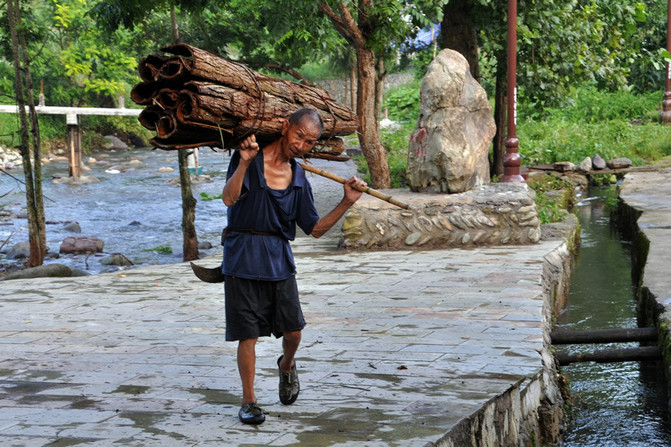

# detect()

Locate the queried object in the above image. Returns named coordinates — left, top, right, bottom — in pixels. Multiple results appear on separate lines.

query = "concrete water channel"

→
left=555, top=186, right=671, bottom=446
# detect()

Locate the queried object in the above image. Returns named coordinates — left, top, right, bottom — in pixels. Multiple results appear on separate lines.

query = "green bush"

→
left=355, top=122, right=414, bottom=188
left=383, top=79, right=421, bottom=123
left=0, top=114, right=65, bottom=148
left=200, top=192, right=222, bottom=201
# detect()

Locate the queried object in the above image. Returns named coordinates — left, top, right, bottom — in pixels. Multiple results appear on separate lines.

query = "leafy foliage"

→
left=0, top=0, right=153, bottom=108
left=518, top=87, right=671, bottom=165
left=473, top=0, right=662, bottom=112
left=199, top=191, right=222, bottom=201
left=383, top=78, right=421, bottom=123
left=533, top=190, right=569, bottom=224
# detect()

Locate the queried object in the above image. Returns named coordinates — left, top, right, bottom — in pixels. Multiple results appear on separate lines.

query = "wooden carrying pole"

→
left=298, top=162, right=410, bottom=210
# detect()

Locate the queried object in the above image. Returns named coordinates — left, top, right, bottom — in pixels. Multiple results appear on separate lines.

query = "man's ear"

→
left=280, top=119, right=290, bottom=136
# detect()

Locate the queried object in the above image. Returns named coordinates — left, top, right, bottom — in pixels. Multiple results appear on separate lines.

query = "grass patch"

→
left=200, top=192, right=222, bottom=201
left=525, top=174, right=574, bottom=224
left=141, top=245, right=173, bottom=254
left=519, top=88, right=671, bottom=166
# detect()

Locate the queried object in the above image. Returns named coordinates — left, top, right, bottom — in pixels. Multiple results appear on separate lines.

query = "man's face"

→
left=280, top=119, right=322, bottom=159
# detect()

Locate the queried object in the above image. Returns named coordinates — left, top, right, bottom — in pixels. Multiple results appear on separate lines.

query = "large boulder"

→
left=103, top=135, right=129, bottom=151
left=407, top=49, right=495, bottom=193
left=59, top=236, right=104, bottom=254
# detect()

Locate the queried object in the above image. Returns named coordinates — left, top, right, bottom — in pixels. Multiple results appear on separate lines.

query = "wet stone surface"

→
left=0, top=240, right=563, bottom=445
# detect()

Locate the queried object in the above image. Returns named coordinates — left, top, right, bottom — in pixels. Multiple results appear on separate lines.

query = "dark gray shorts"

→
left=224, top=275, right=306, bottom=341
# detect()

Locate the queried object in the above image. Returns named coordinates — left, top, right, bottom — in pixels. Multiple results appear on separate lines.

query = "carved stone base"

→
left=342, top=183, right=541, bottom=250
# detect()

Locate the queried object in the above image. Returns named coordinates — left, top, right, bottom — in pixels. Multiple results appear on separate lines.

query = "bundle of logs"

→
left=131, top=44, right=358, bottom=159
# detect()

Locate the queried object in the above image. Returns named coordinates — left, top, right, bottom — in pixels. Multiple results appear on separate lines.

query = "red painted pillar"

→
left=501, top=0, right=525, bottom=183
left=661, top=0, right=671, bottom=124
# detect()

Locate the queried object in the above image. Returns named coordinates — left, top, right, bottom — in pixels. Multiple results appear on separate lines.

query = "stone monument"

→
left=341, top=50, right=540, bottom=250
left=407, top=49, right=495, bottom=193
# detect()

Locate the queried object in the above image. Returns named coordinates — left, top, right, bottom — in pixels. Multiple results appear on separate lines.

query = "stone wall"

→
left=616, top=172, right=671, bottom=408
left=342, top=183, right=541, bottom=250
left=317, top=73, right=415, bottom=110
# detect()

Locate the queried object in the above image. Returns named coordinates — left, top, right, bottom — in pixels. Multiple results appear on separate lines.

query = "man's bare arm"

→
left=222, top=135, right=259, bottom=206
left=311, top=177, right=366, bottom=238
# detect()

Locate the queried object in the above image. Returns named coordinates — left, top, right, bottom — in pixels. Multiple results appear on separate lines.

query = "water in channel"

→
left=556, top=187, right=671, bottom=446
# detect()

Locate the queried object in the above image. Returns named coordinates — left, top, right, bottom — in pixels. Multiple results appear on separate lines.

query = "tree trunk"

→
left=18, top=2, right=46, bottom=264
left=492, top=49, right=507, bottom=178
left=374, top=57, right=386, bottom=130
left=350, top=65, right=356, bottom=110
left=318, top=0, right=390, bottom=188
left=171, top=6, right=199, bottom=262
left=178, top=149, right=199, bottom=261
left=441, top=0, right=480, bottom=80
left=356, top=47, right=390, bottom=188
left=7, top=0, right=46, bottom=267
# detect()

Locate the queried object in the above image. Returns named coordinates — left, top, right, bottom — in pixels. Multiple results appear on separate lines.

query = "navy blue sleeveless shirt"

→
left=221, top=150, right=320, bottom=281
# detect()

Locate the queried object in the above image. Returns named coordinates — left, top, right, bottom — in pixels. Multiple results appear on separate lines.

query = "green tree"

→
left=201, top=0, right=444, bottom=188
left=6, top=0, right=47, bottom=267
left=93, top=0, right=207, bottom=261
left=0, top=0, right=147, bottom=108
left=318, top=1, right=446, bottom=188
left=441, top=0, right=657, bottom=177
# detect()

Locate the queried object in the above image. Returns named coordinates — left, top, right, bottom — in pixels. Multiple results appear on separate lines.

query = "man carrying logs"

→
left=222, top=108, right=367, bottom=424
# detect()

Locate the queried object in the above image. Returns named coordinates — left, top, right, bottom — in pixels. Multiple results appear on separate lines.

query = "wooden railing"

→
left=0, top=102, right=141, bottom=179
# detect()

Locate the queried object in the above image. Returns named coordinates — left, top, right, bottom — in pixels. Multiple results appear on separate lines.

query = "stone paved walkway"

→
left=0, top=237, right=564, bottom=446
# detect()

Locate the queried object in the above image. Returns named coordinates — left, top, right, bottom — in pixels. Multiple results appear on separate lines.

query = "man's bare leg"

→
left=279, top=330, right=301, bottom=372
left=238, top=337, right=258, bottom=404
left=278, top=330, right=301, bottom=405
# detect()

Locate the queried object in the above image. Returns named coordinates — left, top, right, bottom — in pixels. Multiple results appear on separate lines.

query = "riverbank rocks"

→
left=407, top=49, right=495, bottom=193
left=63, top=221, right=82, bottom=233
left=577, top=157, right=593, bottom=173
left=1, top=264, right=89, bottom=281
left=607, top=157, right=632, bottom=169
left=342, top=183, right=540, bottom=250
left=60, top=236, right=104, bottom=254
left=52, top=175, right=101, bottom=185
left=553, top=161, right=575, bottom=172
left=5, top=242, right=30, bottom=259
left=100, top=253, right=133, bottom=267
left=592, top=154, right=607, bottom=170
left=103, top=135, right=129, bottom=151
left=0, top=146, right=21, bottom=170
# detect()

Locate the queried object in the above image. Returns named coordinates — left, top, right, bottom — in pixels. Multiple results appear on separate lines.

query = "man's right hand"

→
left=239, top=134, right=259, bottom=162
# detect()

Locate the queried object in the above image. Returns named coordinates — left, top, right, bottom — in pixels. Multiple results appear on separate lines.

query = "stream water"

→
left=0, top=147, right=356, bottom=274
left=555, top=187, right=671, bottom=446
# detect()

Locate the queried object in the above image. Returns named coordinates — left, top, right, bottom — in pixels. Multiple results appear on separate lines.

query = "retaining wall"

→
left=342, top=184, right=541, bottom=250
left=616, top=169, right=671, bottom=413
left=317, top=73, right=415, bottom=110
